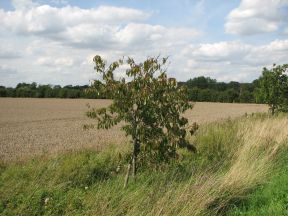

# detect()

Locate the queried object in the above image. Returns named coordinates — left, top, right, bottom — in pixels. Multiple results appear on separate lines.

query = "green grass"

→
left=0, top=149, right=197, bottom=215
left=1, top=114, right=288, bottom=215
left=228, top=149, right=288, bottom=216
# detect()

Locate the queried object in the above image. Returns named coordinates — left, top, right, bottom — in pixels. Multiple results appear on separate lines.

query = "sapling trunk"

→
left=132, top=138, right=140, bottom=178
left=132, top=155, right=136, bottom=178
left=124, top=161, right=131, bottom=188
left=124, top=137, right=140, bottom=188
left=271, top=105, right=275, bottom=115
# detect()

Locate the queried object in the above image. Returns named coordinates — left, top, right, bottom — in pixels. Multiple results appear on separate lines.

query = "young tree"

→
left=255, top=64, right=288, bottom=115
left=85, top=55, right=195, bottom=187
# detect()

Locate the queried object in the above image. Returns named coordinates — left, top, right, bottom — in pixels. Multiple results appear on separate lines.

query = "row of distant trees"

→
left=181, top=77, right=258, bottom=103
left=0, top=76, right=263, bottom=103
left=0, top=83, right=103, bottom=99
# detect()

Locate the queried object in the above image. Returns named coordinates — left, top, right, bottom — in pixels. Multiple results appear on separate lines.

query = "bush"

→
left=86, top=56, right=195, bottom=185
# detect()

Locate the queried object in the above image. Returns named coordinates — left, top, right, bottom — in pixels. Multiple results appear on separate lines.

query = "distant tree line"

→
left=0, top=76, right=264, bottom=103
left=180, top=76, right=260, bottom=103
left=0, top=82, right=103, bottom=99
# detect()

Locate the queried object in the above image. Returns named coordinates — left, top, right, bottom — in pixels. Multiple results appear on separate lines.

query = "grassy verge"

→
left=1, top=114, right=288, bottom=215
left=228, top=148, right=288, bottom=216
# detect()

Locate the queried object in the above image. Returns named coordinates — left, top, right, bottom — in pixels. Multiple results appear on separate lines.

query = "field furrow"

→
left=0, top=98, right=268, bottom=162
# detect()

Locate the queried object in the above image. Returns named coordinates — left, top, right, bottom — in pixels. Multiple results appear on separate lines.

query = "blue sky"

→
left=0, top=0, right=287, bottom=86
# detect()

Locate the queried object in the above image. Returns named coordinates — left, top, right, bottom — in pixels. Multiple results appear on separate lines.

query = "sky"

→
left=0, top=0, right=287, bottom=87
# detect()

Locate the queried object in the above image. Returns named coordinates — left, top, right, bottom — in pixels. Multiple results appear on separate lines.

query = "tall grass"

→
left=1, top=114, right=287, bottom=215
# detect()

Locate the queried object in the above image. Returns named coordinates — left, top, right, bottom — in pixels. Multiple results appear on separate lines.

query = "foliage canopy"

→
left=255, top=64, right=288, bottom=114
left=86, top=55, right=195, bottom=182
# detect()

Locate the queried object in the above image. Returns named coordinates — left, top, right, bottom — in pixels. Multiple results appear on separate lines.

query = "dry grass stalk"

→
left=146, top=116, right=288, bottom=216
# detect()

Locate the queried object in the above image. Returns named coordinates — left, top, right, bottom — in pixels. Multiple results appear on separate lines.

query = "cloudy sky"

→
left=0, top=0, right=287, bottom=87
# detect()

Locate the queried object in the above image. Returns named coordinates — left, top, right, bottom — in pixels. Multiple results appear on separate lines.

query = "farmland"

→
left=0, top=98, right=267, bottom=163
left=1, top=98, right=288, bottom=215
left=1, top=0, right=288, bottom=215
left=1, top=108, right=287, bottom=215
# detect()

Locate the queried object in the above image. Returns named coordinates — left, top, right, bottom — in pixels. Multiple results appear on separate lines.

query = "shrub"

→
left=85, top=56, right=194, bottom=186
left=255, top=64, right=288, bottom=114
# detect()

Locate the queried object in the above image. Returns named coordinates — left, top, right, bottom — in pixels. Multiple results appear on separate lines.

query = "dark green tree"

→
left=0, top=86, right=7, bottom=97
left=255, top=64, right=288, bottom=114
left=186, top=76, right=216, bottom=89
left=85, top=55, right=195, bottom=187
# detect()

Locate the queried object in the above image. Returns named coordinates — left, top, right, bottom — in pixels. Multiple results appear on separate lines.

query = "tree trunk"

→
left=124, top=110, right=140, bottom=188
left=124, top=160, right=131, bottom=188
left=124, top=138, right=140, bottom=188
left=132, top=155, right=136, bottom=178
left=271, top=105, right=275, bottom=115
left=132, top=138, right=140, bottom=178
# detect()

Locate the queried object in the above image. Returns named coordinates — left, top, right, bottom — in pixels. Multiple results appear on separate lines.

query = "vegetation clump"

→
left=255, top=64, right=288, bottom=114
left=85, top=56, right=195, bottom=185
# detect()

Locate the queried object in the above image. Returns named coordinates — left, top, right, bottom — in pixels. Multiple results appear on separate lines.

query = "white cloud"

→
left=0, top=65, right=24, bottom=87
left=0, top=4, right=199, bottom=51
left=11, top=0, right=38, bottom=10
left=188, top=40, right=288, bottom=66
left=0, top=65, right=18, bottom=75
left=225, top=0, right=288, bottom=35
left=49, top=0, right=68, bottom=5
left=180, top=40, right=288, bottom=82
left=115, top=23, right=199, bottom=48
left=36, top=56, right=74, bottom=67
left=0, top=45, right=22, bottom=59
left=0, top=1, right=288, bottom=86
left=245, top=39, right=288, bottom=66
left=0, top=5, right=150, bottom=35
left=183, top=41, right=251, bottom=62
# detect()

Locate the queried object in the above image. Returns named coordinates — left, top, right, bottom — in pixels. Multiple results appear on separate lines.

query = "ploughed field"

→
left=0, top=98, right=268, bottom=162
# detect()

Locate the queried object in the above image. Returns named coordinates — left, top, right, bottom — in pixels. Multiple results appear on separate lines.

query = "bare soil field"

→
left=0, top=98, right=268, bottom=162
